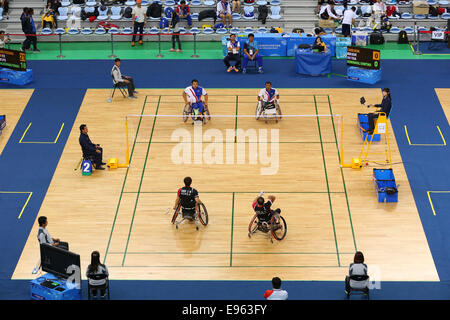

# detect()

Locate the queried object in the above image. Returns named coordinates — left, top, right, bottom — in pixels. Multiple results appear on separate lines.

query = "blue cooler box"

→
left=0, top=68, right=33, bottom=85
left=373, top=168, right=398, bottom=203
left=30, top=273, right=82, bottom=300
left=336, top=37, right=351, bottom=59
left=347, top=67, right=382, bottom=85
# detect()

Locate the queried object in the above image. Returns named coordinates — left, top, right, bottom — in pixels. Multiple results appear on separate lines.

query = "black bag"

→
left=73, top=0, right=85, bottom=4
left=398, top=30, right=408, bottom=44
left=258, top=5, right=268, bottom=24
left=147, top=2, right=162, bottom=18
left=123, top=6, right=133, bottom=19
left=198, top=9, right=217, bottom=23
left=370, top=32, right=385, bottom=45
left=429, top=6, right=439, bottom=16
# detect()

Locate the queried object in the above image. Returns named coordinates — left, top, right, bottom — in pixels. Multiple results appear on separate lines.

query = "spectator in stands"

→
left=42, top=9, right=57, bottom=29
left=217, top=0, right=233, bottom=29
left=46, top=0, right=61, bottom=16
left=0, top=31, right=11, bottom=48
left=264, top=277, right=288, bottom=300
left=169, top=18, right=182, bottom=52
left=37, top=216, right=69, bottom=250
left=223, top=33, right=241, bottom=72
left=232, top=0, right=241, bottom=14
left=319, top=1, right=341, bottom=21
left=131, top=0, right=146, bottom=47
left=175, top=0, right=192, bottom=27
left=317, top=0, right=328, bottom=14
left=1, top=0, right=9, bottom=19
left=386, top=4, right=400, bottom=18
left=111, top=58, right=138, bottom=99
left=86, top=251, right=109, bottom=299
left=342, top=6, right=357, bottom=37
left=79, top=124, right=106, bottom=170
left=243, top=33, right=263, bottom=74
left=21, top=8, right=40, bottom=52
left=372, top=0, right=386, bottom=17
left=345, top=251, right=369, bottom=295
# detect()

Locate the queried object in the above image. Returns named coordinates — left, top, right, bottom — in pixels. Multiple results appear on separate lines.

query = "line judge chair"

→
left=345, top=275, right=370, bottom=299
left=87, top=274, right=110, bottom=300
left=109, top=74, right=128, bottom=101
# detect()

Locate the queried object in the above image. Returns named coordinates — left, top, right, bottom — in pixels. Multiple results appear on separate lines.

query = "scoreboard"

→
left=0, top=49, right=27, bottom=71
left=347, top=47, right=380, bottom=70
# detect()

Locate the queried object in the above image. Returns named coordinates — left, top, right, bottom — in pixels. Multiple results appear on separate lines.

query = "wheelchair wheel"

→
left=275, top=102, right=282, bottom=120
left=198, top=203, right=208, bottom=226
left=183, top=104, right=190, bottom=123
left=171, top=205, right=181, bottom=224
left=248, top=213, right=259, bottom=237
left=255, top=103, right=262, bottom=120
left=270, top=215, right=287, bottom=241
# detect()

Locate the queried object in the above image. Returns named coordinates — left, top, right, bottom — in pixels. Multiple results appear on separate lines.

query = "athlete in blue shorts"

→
left=182, top=79, right=210, bottom=121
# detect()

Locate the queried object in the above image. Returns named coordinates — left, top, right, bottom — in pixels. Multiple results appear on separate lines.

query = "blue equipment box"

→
left=358, top=113, right=380, bottom=142
left=0, top=68, right=33, bottom=85
left=373, top=168, right=398, bottom=203
left=30, top=273, right=81, bottom=300
left=336, top=37, right=351, bottom=59
left=347, top=66, right=382, bottom=85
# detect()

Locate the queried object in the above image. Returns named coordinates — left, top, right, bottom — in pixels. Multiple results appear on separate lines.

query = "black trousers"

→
left=56, top=241, right=69, bottom=250
left=90, top=283, right=107, bottom=297
left=117, top=77, right=135, bottom=97
left=172, top=35, right=181, bottom=50
left=368, top=113, right=379, bottom=133
left=342, top=24, right=351, bottom=37
left=85, top=146, right=103, bottom=167
left=22, top=34, right=37, bottom=50
left=224, top=53, right=241, bottom=69
left=132, top=22, right=144, bottom=42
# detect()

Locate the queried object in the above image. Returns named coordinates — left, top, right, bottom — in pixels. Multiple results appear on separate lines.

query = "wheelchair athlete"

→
left=173, top=176, right=202, bottom=220
left=257, top=81, right=282, bottom=119
left=252, top=192, right=282, bottom=231
left=182, top=79, right=211, bottom=122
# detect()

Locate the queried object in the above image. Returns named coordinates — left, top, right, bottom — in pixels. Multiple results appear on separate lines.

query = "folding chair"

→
left=87, top=274, right=110, bottom=300
left=345, top=275, right=370, bottom=299
left=108, top=74, right=128, bottom=102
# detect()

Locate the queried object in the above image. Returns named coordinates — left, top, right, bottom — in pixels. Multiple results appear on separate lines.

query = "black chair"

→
left=345, top=275, right=370, bottom=299
left=110, top=74, right=127, bottom=101
left=87, top=274, right=110, bottom=300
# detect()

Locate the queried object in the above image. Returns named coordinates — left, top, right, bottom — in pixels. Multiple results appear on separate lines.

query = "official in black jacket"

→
left=366, top=88, right=392, bottom=134
left=79, top=124, right=105, bottom=170
left=21, top=8, right=39, bottom=52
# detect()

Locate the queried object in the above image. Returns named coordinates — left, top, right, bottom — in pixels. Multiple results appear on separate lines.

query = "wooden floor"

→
left=0, top=90, right=33, bottom=155
left=436, top=89, right=450, bottom=124
left=11, top=89, right=439, bottom=282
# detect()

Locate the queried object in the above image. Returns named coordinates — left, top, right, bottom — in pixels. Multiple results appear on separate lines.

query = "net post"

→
left=57, top=34, right=65, bottom=59
left=415, top=27, right=422, bottom=55
left=109, top=33, right=117, bottom=58
left=156, top=33, right=164, bottom=58
left=191, top=33, right=199, bottom=58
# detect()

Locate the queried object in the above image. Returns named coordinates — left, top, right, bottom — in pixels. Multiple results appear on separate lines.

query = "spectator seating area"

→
left=0, top=0, right=448, bottom=42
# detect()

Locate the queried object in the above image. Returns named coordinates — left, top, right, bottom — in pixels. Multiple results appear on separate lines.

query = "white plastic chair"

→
left=86, top=0, right=97, bottom=6
left=110, top=6, right=122, bottom=20
left=57, top=7, right=69, bottom=20
left=269, top=5, right=281, bottom=20
left=61, top=0, right=71, bottom=6
left=97, top=7, right=109, bottom=20
left=243, top=6, right=255, bottom=19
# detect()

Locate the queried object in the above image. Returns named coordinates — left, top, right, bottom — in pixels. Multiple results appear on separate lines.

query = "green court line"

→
left=230, top=192, right=235, bottom=267
left=314, top=95, right=341, bottom=267
left=103, top=95, right=148, bottom=264
left=327, top=95, right=358, bottom=252
left=121, top=95, right=161, bottom=267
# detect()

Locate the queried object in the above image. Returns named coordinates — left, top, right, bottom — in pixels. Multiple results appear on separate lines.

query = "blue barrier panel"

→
left=295, top=48, right=332, bottom=76
left=222, top=34, right=288, bottom=57
left=347, top=66, right=382, bottom=85
left=287, top=33, right=336, bottom=57
left=0, top=68, right=33, bottom=85
left=336, top=37, right=351, bottom=59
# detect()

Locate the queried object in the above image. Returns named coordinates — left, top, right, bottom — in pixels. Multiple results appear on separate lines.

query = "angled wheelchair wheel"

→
left=171, top=205, right=181, bottom=224
left=270, top=215, right=287, bottom=241
left=275, top=102, right=282, bottom=120
left=183, top=104, right=190, bottom=123
left=248, top=213, right=259, bottom=237
left=255, top=103, right=262, bottom=120
left=198, top=203, right=208, bottom=226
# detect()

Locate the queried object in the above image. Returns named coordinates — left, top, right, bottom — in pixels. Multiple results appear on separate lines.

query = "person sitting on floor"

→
left=79, top=124, right=105, bottom=170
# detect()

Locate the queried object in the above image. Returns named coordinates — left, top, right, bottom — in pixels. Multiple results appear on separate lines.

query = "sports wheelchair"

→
left=248, top=210, right=287, bottom=243
left=171, top=203, right=209, bottom=230
left=182, top=102, right=210, bottom=125
left=255, top=100, right=282, bottom=123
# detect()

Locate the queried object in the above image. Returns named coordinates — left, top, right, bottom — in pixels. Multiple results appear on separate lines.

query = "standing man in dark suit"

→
left=79, top=124, right=105, bottom=170
left=21, top=8, right=40, bottom=52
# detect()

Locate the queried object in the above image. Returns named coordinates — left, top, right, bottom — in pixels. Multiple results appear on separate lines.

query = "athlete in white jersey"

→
left=182, top=79, right=210, bottom=120
left=257, top=81, right=282, bottom=116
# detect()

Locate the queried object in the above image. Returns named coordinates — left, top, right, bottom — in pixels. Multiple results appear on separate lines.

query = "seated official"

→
left=79, top=124, right=105, bottom=170
left=362, top=88, right=392, bottom=134
left=173, top=176, right=202, bottom=218
left=223, top=33, right=241, bottom=73
left=37, top=216, right=69, bottom=250
left=111, top=58, right=138, bottom=99
left=345, top=251, right=369, bottom=294
left=243, top=33, right=263, bottom=74
left=0, top=30, right=11, bottom=49
left=86, top=251, right=109, bottom=299
left=312, top=36, right=327, bottom=52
